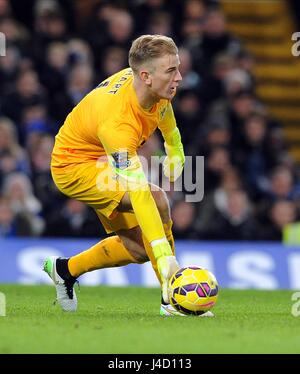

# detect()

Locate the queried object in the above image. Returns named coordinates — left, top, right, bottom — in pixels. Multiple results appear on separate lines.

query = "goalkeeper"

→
left=44, top=35, right=187, bottom=316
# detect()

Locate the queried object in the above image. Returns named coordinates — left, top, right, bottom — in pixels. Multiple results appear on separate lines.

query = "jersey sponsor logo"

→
left=111, top=152, right=131, bottom=169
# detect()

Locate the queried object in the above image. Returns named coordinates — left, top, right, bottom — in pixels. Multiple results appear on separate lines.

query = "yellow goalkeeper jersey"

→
left=52, top=68, right=176, bottom=166
left=51, top=68, right=179, bottom=246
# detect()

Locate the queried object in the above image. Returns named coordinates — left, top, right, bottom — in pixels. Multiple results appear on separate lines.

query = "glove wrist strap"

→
left=151, top=238, right=172, bottom=260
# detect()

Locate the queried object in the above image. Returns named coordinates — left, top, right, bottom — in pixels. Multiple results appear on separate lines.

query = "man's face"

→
left=145, top=54, right=182, bottom=100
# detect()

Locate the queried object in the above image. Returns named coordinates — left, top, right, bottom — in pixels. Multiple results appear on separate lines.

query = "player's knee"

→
left=118, top=227, right=149, bottom=264
left=151, top=187, right=171, bottom=223
left=125, top=241, right=149, bottom=264
left=133, top=250, right=149, bottom=264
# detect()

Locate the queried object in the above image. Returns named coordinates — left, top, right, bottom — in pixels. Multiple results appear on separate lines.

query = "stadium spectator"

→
left=83, top=1, right=118, bottom=61
left=50, top=63, right=94, bottom=123
left=97, top=46, right=127, bottom=83
left=172, top=199, right=198, bottom=240
left=2, top=172, right=44, bottom=235
left=29, top=134, right=62, bottom=217
left=0, top=117, right=30, bottom=183
left=195, top=122, right=231, bottom=158
left=67, top=38, right=93, bottom=67
left=32, top=0, right=70, bottom=65
left=146, top=11, right=173, bottom=37
left=173, top=89, right=204, bottom=153
left=44, top=199, right=105, bottom=238
left=265, top=166, right=300, bottom=203
left=131, top=0, right=176, bottom=35
left=0, top=0, right=11, bottom=20
left=201, top=7, right=242, bottom=70
left=0, top=196, right=33, bottom=237
left=0, top=16, right=30, bottom=54
left=1, top=69, right=48, bottom=125
left=199, top=188, right=258, bottom=241
left=21, top=101, right=57, bottom=148
left=0, top=45, right=20, bottom=95
left=39, top=41, right=69, bottom=97
left=203, top=145, right=233, bottom=193
left=196, top=167, right=243, bottom=234
left=177, top=47, right=201, bottom=92
left=200, top=53, right=236, bottom=106
left=258, top=200, right=298, bottom=241
left=234, top=113, right=280, bottom=200
left=223, top=67, right=253, bottom=96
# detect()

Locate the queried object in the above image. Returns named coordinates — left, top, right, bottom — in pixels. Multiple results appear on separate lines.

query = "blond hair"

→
left=128, top=34, right=178, bottom=73
left=0, top=117, right=24, bottom=158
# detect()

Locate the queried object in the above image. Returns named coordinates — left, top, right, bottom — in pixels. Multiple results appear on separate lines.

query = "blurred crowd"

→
left=0, top=0, right=300, bottom=242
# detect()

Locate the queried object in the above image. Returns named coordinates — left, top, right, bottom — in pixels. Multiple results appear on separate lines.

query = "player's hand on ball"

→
left=151, top=240, right=180, bottom=303
left=157, top=255, right=180, bottom=304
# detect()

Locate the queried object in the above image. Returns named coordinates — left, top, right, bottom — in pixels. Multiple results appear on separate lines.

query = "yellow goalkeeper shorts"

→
left=51, top=159, right=138, bottom=234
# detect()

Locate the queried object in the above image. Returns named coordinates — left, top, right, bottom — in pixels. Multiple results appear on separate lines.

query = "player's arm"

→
left=158, top=102, right=185, bottom=182
left=98, top=123, right=178, bottom=302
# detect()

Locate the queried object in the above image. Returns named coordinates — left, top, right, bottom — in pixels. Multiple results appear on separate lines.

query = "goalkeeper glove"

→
left=163, top=127, right=185, bottom=182
left=152, top=239, right=179, bottom=304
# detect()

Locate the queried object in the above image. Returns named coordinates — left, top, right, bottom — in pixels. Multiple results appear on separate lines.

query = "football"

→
left=169, top=266, right=219, bottom=315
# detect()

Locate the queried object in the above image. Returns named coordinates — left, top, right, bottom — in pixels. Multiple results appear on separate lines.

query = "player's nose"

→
left=175, top=70, right=182, bottom=82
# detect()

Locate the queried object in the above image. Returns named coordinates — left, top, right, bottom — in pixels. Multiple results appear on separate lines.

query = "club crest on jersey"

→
left=111, top=152, right=131, bottom=169
left=159, top=106, right=167, bottom=120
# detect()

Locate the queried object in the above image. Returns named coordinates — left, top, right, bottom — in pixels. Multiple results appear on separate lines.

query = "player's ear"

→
left=140, top=70, right=151, bottom=85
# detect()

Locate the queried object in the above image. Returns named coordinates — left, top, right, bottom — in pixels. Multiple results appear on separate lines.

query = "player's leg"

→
left=46, top=162, right=172, bottom=311
left=50, top=162, right=172, bottom=278
left=118, top=185, right=175, bottom=284
left=68, top=183, right=175, bottom=285
left=117, top=187, right=204, bottom=316
left=116, top=227, right=148, bottom=263
left=67, top=226, right=148, bottom=278
left=67, top=185, right=174, bottom=284
left=43, top=226, right=147, bottom=312
left=44, top=185, right=173, bottom=312
left=68, top=184, right=174, bottom=286
left=119, top=184, right=174, bottom=250
left=148, top=186, right=175, bottom=254
left=45, top=161, right=147, bottom=311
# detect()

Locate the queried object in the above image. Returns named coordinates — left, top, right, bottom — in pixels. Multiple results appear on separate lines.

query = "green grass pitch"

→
left=0, top=285, right=299, bottom=354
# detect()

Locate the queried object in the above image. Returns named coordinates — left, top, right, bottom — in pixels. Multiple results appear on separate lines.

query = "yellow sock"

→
left=163, top=219, right=175, bottom=255
left=68, top=236, right=138, bottom=278
left=142, top=219, right=175, bottom=285
left=142, top=234, right=161, bottom=284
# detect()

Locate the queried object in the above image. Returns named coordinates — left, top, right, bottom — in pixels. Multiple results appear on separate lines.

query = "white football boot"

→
left=160, top=303, right=214, bottom=317
left=43, top=256, right=77, bottom=312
